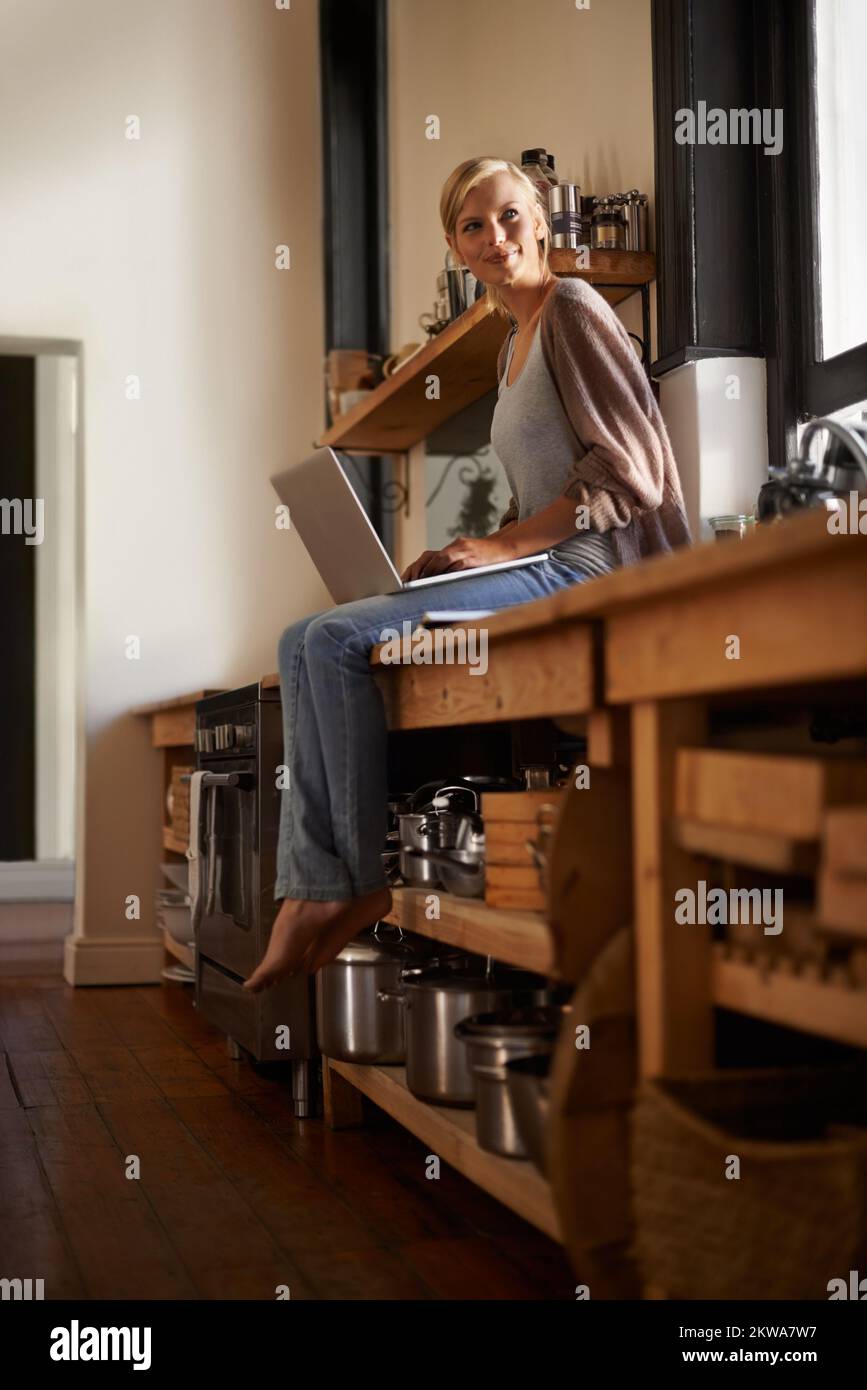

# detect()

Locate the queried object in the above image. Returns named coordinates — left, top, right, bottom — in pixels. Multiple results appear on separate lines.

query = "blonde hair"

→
left=439, top=156, right=551, bottom=321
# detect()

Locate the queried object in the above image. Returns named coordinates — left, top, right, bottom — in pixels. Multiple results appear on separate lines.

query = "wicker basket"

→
left=631, top=1065, right=867, bottom=1299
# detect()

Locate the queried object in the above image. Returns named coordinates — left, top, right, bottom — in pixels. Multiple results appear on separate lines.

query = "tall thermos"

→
left=549, top=183, right=583, bottom=249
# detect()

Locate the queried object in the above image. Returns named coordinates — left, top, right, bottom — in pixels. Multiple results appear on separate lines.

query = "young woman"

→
left=245, top=155, right=689, bottom=993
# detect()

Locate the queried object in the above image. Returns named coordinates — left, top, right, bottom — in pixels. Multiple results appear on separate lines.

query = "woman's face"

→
left=448, top=172, right=545, bottom=288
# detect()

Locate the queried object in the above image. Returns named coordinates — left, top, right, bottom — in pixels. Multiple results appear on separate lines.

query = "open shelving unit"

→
left=133, top=689, right=222, bottom=975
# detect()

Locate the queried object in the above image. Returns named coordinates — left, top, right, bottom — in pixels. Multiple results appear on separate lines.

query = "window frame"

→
left=775, top=0, right=867, bottom=423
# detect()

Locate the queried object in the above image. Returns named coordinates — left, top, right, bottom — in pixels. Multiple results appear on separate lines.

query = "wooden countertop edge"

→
left=131, top=689, right=225, bottom=716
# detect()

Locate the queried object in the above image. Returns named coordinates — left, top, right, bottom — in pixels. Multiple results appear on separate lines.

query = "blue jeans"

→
left=274, top=552, right=601, bottom=900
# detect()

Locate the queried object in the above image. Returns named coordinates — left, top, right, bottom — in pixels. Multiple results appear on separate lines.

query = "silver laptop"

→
left=270, top=447, right=548, bottom=605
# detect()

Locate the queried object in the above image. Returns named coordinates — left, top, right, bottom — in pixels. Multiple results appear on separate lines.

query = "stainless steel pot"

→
left=429, top=786, right=480, bottom=849
left=455, top=1006, right=561, bottom=1157
left=315, top=923, right=437, bottom=1063
left=422, top=847, right=485, bottom=898
left=397, top=812, right=443, bottom=886
left=381, top=961, right=551, bottom=1107
left=505, top=1052, right=551, bottom=1175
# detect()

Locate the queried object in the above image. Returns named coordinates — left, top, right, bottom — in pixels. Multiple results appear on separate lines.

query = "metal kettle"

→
left=757, top=416, right=867, bottom=520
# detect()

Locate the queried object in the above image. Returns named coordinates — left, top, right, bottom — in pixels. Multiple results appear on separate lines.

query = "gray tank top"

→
left=490, top=323, right=618, bottom=577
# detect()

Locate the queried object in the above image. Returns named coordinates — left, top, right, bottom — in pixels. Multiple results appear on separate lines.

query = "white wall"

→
left=0, top=0, right=329, bottom=982
left=389, top=0, right=657, bottom=353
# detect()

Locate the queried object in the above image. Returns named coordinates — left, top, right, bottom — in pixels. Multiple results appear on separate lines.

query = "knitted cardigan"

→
left=495, top=277, right=691, bottom=566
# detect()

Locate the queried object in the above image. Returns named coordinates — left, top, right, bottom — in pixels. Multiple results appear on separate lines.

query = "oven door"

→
left=193, top=763, right=257, bottom=978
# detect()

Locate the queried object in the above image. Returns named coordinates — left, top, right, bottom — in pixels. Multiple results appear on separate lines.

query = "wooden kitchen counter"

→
left=186, top=510, right=867, bottom=1292
left=261, top=509, right=867, bottom=722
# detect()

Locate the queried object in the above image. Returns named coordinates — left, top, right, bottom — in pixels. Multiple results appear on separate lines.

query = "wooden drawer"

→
left=675, top=750, right=867, bottom=840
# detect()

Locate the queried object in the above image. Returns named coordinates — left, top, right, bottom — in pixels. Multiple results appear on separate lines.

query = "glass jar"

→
left=708, top=514, right=756, bottom=541
left=591, top=197, right=626, bottom=251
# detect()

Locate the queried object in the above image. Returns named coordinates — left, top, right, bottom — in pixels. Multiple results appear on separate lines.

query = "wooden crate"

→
left=675, top=750, right=867, bottom=840
left=482, top=789, right=563, bottom=911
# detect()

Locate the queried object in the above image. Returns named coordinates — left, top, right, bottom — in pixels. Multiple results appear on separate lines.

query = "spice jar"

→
left=591, top=197, right=626, bottom=251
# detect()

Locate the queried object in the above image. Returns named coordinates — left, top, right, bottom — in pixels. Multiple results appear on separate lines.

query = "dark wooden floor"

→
left=0, top=972, right=573, bottom=1300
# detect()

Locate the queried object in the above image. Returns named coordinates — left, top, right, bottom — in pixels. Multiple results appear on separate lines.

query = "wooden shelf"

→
left=162, top=826, right=188, bottom=855
left=383, top=885, right=558, bottom=977
left=327, top=1058, right=561, bottom=1241
left=318, top=251, right=655, bottom=453
left=712, top=944, right=867, bottom=1049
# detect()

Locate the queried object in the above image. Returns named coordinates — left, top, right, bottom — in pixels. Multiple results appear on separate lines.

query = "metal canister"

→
left=624, top=189, right=649, bottom=252
left=637, top=193, right=649, bottom=251
left=444, top=250, right=467, bottom=318
left=549, top=183, right=582, bottom=249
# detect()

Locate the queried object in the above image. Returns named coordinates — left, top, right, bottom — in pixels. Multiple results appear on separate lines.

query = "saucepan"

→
left=455, top=1005, right=563, bottom=1159
left=379, top=959, right=553, bottom=1107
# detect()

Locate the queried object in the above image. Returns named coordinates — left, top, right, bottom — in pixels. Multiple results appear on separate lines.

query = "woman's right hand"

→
left=400, top=550, right=443, bottom=582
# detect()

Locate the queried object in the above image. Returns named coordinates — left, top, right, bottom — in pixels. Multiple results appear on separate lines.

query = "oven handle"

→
left=187, top=772, right=248, bottom=932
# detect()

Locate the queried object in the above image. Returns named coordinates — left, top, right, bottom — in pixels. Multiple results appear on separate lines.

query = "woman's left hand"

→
left=400, top=533, right=514, bottom=582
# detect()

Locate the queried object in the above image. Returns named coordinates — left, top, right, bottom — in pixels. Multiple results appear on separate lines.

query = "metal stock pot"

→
left=315, top=923, right=437, bottom=1063
left=455, top=1006, right=562, bottom=1158
left=379, top=959, right=551, bottom=1106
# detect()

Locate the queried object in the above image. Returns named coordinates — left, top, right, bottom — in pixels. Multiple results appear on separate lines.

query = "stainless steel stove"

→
left=191, top=683, right=317, bottom=1116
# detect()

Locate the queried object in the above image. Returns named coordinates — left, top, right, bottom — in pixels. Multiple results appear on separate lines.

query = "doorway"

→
left=0, top=339, right=81, bottom=969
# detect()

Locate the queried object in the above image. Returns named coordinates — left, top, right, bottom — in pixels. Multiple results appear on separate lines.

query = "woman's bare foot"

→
left=300, top=886, right=393, bottom=974
left=244, top=886, right=392, bottom=993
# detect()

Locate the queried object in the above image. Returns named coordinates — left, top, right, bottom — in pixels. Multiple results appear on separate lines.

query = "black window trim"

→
left=798, top=0, right=867, bottom=416
left=776, top=0, right=867, bottom=424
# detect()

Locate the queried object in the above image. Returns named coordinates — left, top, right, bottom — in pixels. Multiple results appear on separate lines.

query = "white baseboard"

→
left=63, top=933, right=165, bottom=986
left=0, top=860, right=74, bottom=901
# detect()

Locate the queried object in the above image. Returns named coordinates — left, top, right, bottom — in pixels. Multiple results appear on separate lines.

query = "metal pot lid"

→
left=410, top=775, right=522, bottom=812
left=401, top=961, right=546, bottom=992
left=454, top=1005, right=562, bottom=1040
left=333, top=923, right=434, bottom=966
